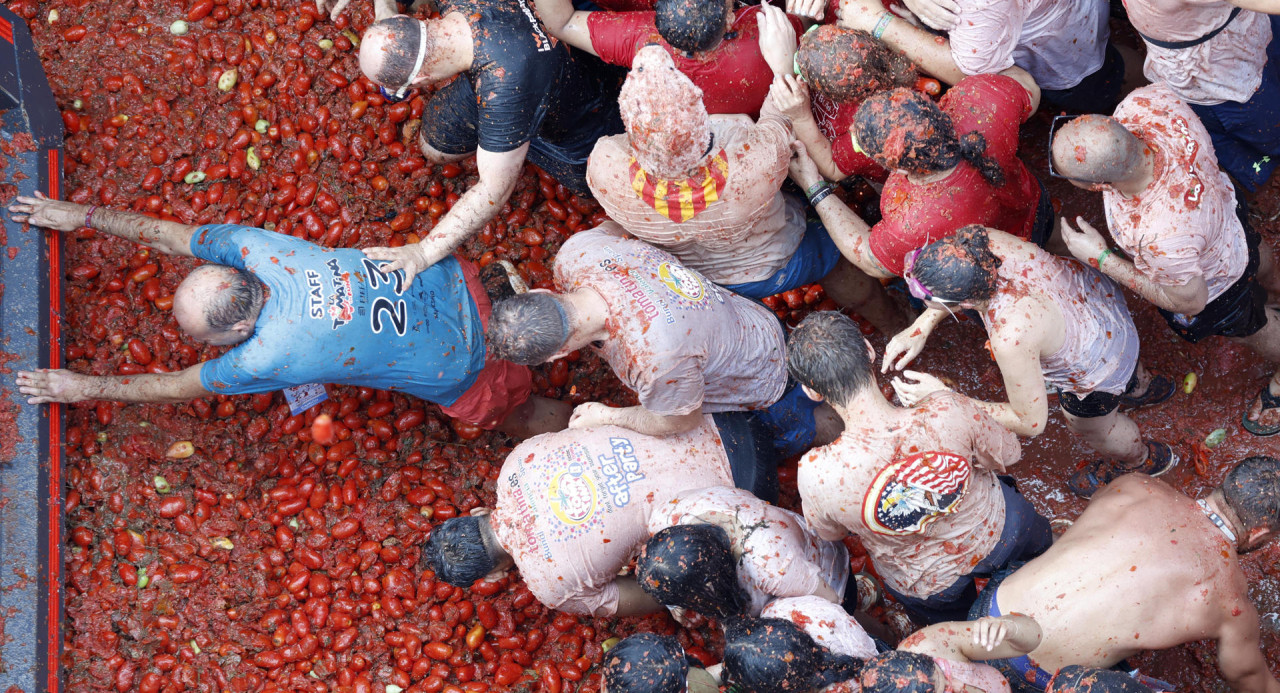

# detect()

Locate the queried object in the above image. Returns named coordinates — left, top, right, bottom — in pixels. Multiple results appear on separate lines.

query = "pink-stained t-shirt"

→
left=982, top=250, right=1139, bottom=397
left=763, top=595, right=878, bottom=657
left=489, top=418, right=735, bottom=616
left=1103, top=83, right=1247, bottom=311
left=648, top=486, right=851, bottom=616
left=933, top=658, right=1013, bottom=693
left=586, top=112, right=807, bottom=285
left=1123, top=0, right=1271, bottom=105
left=949, top=0, right=1108, bottom=91
left=553, top=226, right=788, bottom=415
left=797, top=392, right=1018, bottom=599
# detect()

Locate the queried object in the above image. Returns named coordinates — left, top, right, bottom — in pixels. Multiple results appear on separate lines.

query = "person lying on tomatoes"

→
left=422, top=412, right=782, bottom=616
left=484, top=223, right=841, bottom=456
left=861, top=456, right=1280, bottom=693
left=9, top=193, right=570, bottom=438
left=353, top=0, right=623, bottom=282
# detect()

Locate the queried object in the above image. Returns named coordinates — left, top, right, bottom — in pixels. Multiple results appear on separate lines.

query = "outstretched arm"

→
left=567, top=402, right=704, bottom=436
left=1229, top=0, right=1280, bottom=14
left=770, top=75, right=847, bottom=182
left=1218, top=601, right=1280, bottom=693
left=364, top=143, right=528, bottom=282
left=9, top=192, right=196, bottom=257
left=902, top=615, right=1042, bottom=662
left=1062, top=217, right=1209, bottom=315
left=788, top=142, right=894, bottom=279
left=16, top=366, right=212, bottom=404
left=533, top=0, right=596, bottom=54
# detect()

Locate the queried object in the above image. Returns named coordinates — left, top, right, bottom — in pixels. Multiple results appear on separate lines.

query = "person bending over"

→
left=486, top=224, right=839, bottom=455
left=1111, top=0, right=1280, bottom=190
left=787, top=311, right=1049, bottom=623
left=892, top=456, right=1280, bottom=693
left=534, top=0, right=812, bottom=117
left=584, top=45, right=906, bottom=333
left=354, top=3, right=622, bottom=281
left=1051, top=84, right=1280, bottom=436
left=842, top=0, right=1124, bottom=114
left=8, top=194, right=566, bottom=437
left=637, top=488, right=854, bottom=621
left=784, top=74, right=1049, bottom=283
left=421, top=413, right=779, bottom=616
left=888, top=226, right=1176, bottom=498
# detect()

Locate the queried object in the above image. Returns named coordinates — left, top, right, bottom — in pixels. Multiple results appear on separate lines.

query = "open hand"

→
left=786, top=0, right=825, bottom=22
left=16, top=369, right=85, bottom=404
left=568, top=402, right=618, bottom=429
left=362, top=243, right=444, bottom=284
left=882, top=319, right=933, bottom=372
left=757, top=3, right=799, bottom=76
left=769, top=74, right=812, bottom=123
left=8, top=191, right=87, bottom=232
left=900, top=0, right=959, bottom=30
left=891, top=370, right=949, bottom=406
left=1059, top=216, right=1110, bottom=268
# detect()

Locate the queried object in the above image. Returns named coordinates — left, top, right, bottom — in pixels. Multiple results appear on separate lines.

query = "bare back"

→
left=994, top=475, right=1249, bottom=670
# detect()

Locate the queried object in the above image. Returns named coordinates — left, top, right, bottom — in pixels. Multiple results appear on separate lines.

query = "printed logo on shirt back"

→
left=325, top=258, right=355, bottom=328
left=861, top=451, right=970, bottom=536
left=657, top=262, right=707, bottom=303
left=507, top=436, right=646, bottom=560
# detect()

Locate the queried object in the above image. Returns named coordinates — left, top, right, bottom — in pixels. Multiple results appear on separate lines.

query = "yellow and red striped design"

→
left=628, top=150, right=729, bottom=223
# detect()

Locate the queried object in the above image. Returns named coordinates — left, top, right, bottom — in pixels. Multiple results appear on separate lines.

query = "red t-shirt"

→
left=868, top=74, right=1038, bottom=276
left=587, top=6, right=804, bottom=116
left=810, top=91, right=887, bottom=182
left=592, top=0, right=655, bottom=10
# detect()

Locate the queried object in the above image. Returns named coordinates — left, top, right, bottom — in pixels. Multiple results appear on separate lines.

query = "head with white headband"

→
left=359, top=15, right=438, bottom=101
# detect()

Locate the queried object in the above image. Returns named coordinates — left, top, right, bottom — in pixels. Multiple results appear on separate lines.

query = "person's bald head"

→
left=359, top=16, right=434, bottom=89
left=173, top=264, right=266, bottom=346
left=1051, top=115, right=1146, bottom=185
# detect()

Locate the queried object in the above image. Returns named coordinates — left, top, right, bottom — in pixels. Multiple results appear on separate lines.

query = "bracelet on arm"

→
left=84, top=205, right=98, bottom=228
left=872, top=12, right=893, bottom=39
left=808, top=183, right=835, bottom=207
left=1095, top=248, right=1115, bottom=268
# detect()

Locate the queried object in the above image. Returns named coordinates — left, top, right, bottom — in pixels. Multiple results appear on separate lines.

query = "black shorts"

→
left=419, top=76, right=619, bottom=196
left=1058, top=367, right=1138, bottom=419
left=711, top=411, right=780, bottom=505
left=1040, top=42, right=1126, bottom=115
left=1156, top=198, right=1268, bottom=343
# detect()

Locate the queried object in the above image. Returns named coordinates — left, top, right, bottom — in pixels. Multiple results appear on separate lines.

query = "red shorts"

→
left=437, top=257, right=534, bottom=429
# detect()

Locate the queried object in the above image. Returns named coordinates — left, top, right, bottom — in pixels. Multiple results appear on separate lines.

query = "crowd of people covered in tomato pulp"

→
left=12, top=0, right=1280, bottom=689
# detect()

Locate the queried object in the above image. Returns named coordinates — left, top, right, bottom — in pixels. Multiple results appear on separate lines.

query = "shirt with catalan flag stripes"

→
left=585, top=107, right=806, bottom=286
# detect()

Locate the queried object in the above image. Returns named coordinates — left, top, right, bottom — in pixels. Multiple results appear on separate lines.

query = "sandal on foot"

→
left=1120, top=372, right=1176, bottom=409
left=1067, top=441, right=1179, bottom=498
left=1242, top=386, right=1280, bottom=437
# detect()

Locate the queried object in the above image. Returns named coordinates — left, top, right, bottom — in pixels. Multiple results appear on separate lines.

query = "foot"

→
left=1243, top=382, right=1280, bottom=436
left=1067, top=441, right=1178, bottom=498
left=1120, top=371, right=1176, bottom=409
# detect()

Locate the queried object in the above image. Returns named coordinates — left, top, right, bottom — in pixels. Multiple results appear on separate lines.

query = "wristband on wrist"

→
left=809, top=185, right=835, bottom=206
left=84, top=205, right=98, bottom=228
left=1095, top=248, right=1114, bottom=268
left=805, top=181, right=829, bottom=199
left=872, top=11, right=893, bottom=39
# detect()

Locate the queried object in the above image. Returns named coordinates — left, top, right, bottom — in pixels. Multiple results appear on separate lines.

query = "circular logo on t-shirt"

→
left=548, top=463, right=598, bottom=526
left=657, top=262, right=706, bottom=302
left=861, top=451, right=971, bottom=536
